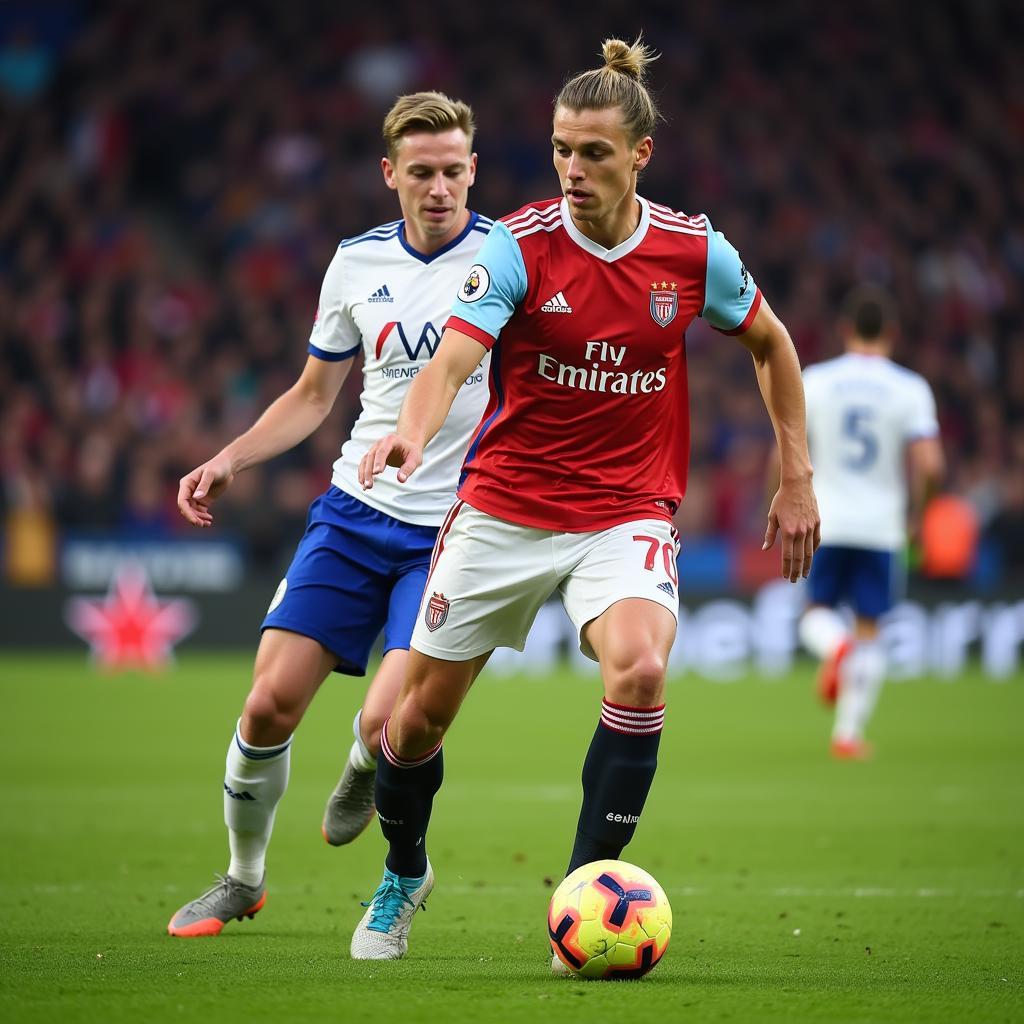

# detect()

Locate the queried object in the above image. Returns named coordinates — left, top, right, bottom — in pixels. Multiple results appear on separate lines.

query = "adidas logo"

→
left=223, top=783, right=256, bottom=802
left=541, top=291, right=572, bottom=313
left=657, top=581, right=675, bottom=597
left=368, top=284, right=394, bottom=304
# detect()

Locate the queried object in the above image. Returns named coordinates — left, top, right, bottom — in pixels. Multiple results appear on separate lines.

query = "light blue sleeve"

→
left=448, top=221, right=528, bottom=341
left=701, top=216, right=759, bottom=332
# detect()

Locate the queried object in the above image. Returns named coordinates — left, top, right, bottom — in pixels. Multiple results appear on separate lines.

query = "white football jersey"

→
left=803, top=352, right=939, bottom=550
left=309, top=213, right=493, bottom=526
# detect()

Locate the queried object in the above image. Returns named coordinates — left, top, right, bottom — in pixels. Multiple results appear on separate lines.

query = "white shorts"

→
left=412, top=501, right=680, bottom=662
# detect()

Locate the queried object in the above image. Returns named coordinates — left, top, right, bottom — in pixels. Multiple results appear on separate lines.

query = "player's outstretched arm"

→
left=359, top=328, right=487, bottom=489
left=907, top=436, right=946, bottom=541
left=736, top=300, right=821, bottom=582
left=177, top=355, right=351, bottom=527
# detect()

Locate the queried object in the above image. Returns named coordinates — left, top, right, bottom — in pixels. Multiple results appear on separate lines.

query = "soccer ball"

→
left=547, top=859, right=672, bottom=979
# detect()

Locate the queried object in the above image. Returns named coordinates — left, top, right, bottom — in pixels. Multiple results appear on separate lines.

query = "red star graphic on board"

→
left=65, top=563, right=197, bottom=670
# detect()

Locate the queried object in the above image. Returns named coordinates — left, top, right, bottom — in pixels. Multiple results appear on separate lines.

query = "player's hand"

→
left=762, top=476, right=821, bottom=582
left=358, top=434, right=423, bottom=490
left=177, top=453, right=235, bottom=528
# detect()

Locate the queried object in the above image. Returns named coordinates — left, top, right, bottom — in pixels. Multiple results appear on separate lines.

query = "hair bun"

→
left=601, top=36, right=657, bottom=83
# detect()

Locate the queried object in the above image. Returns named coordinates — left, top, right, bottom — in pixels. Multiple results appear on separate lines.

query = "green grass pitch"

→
left=1, top=652, right=1022, bottom=1022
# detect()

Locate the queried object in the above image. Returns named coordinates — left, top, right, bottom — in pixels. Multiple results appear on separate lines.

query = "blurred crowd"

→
left=1, top=0, right=1022, bottom=585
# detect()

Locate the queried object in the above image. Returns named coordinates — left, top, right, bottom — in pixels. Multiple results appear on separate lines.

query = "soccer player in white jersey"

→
left=349, top=38, right=819, bottom=964
left=799, top=286, right=944, bottom=759
left=167, top=93, right=493, bottom=936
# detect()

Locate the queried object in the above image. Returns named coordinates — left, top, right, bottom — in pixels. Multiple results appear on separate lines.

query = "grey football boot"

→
left=322, top=712, right=377, bottom=846
left=167, top=874, right=266, bottom=936
left=322, top=760, right=376, bottom=844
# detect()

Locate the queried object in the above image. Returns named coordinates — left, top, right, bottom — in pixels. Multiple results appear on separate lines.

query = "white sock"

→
left=799, top=606, right=849, bottom=660
left=348, top=709, right=376, bottom=773
left=833, top=641, right=886, bottom=742
left=224, top=721, right=291, bottom=886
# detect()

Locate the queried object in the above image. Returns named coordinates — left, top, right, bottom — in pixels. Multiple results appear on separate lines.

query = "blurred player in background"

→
left=799, top=286, right=944, bottom=758
left=167, top=93, right=493, bottom=936
left=350, top=37, right=819, bottom=962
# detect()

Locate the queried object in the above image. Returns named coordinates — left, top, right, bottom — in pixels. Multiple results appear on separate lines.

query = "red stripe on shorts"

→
left=425, top=499, right=464, bottom=590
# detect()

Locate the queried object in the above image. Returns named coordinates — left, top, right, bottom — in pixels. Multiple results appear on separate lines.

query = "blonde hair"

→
left=382, top=91, right=475, bottom=161
left=555, top=36, right=661, bottom=141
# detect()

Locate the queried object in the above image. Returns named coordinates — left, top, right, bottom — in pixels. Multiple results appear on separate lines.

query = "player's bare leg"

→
left=586, top=598, right=675, bottom=706
left=323, top=648, right=408, bottom=845
left=169, top=629, right=335, bottom=936
left=832, top=617, right=885, bottom=759
left=385, top=648, right=490, bottom=758
left=360, top=648, right=409, bottom=754
left=351, top=649, right=490, bottom=960
left=241, top=628, right=336, bottom=745
left=566, top=599, right=676, bottom=874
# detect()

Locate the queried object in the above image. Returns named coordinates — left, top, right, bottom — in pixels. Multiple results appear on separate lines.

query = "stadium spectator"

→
left=0, top=0, right=1021, bottom=589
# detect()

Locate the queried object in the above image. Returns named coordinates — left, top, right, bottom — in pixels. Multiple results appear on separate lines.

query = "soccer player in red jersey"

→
left=349, top=38, right=820, bottom=961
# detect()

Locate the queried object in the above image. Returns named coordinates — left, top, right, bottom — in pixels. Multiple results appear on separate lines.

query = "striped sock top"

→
left=600, top=699, right=665, bottom=736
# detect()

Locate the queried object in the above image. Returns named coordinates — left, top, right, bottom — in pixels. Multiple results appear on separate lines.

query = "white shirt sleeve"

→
left=905, top=375, right=940, bottom=441
left=308, top=247, right=362, bottom=361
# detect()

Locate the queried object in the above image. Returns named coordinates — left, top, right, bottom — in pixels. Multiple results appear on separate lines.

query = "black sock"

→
left=567, top=699, right=664, bottom=875
left=375, top=721, right=443, bottom=878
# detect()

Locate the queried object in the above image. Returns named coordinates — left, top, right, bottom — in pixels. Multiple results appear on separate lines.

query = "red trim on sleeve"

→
left=445, top=315, right=498, bottom=350
left=719, top=288, right=763, bottom=336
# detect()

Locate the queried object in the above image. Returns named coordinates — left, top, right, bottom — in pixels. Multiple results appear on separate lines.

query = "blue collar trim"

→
left=398, top=212, right=481, bottom=264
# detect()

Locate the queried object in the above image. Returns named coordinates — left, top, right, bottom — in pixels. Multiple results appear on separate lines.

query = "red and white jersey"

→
left=446, top=196, right=761, bottom=531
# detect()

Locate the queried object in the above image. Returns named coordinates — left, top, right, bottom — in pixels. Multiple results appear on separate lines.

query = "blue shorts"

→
left=262, top=486, right=439, bottom=676
left=808, top=545, right=902, bottom=620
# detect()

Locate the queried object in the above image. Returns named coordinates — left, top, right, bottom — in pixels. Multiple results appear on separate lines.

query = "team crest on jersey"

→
left=425, top=591, right=449, bottom=631
left=460, top=264, right=490, bottom=303
left=649, top=281, right=678, bottom=327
